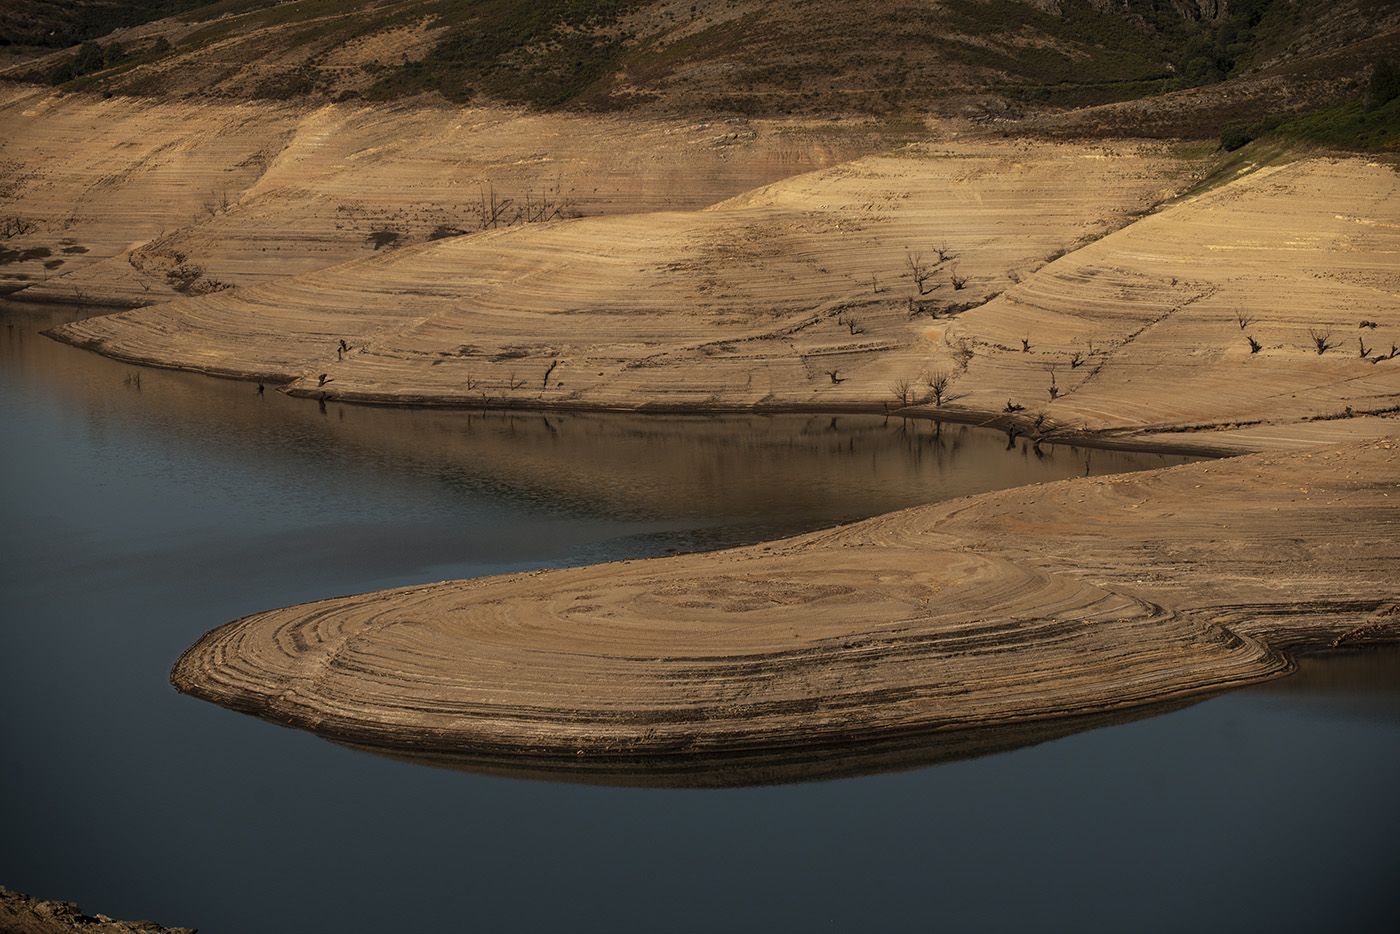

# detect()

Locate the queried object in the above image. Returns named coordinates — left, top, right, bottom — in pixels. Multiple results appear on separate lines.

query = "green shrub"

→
left=51, top=40, right=126, bottom=83
left=1366, top=59, right=1400, bottom=111
left=1220, top=125, right=1254, bottom=151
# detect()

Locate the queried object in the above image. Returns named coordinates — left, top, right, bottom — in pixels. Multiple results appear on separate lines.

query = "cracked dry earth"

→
left=171, top=439, right=1400, bottom=785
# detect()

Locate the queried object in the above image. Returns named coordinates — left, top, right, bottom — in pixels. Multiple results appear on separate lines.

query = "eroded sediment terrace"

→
left=172, top=440, right=1400, bottom=784
left=8, top=90, right=1399, bottom=784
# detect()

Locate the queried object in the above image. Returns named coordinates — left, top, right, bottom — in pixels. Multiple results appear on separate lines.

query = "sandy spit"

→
left=171, top=439, right=1400, bottom=785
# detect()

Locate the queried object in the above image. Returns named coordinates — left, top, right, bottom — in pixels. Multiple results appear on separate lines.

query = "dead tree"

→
left=1070, top=351, right=1084, bottom=369
left=524, top=190, right=548, bottom=224
left=1360, top=336, right=1372, bottom=360
left=926, top=370, right=951, bottom=407
left=827, top=369, right=844, bottom=384
left=542, top=358, right=559, bottom=389
left=907, top=251, right=936, bottom=295
left=1236, top=311, right=1254, bottom=330
left=1310, top=330, right=1335, bottom=355
left=935, top=243, right=953, bottom=263
left=890, top=377, right=914, bottom=407
left=846, top=316, right=863, bottom=335
left=1047, top=365, right=1059, bottom=400
left=1021, top=337, right=1032, bottom=353
left=950, top=267, right=968, bottom=290
left=480, top=183, right=514, bottom=229
left=1, top=216, right=37, bottom=240
left=1004, top=400, right=1024, bottom=413
left=1247, top=335, right=1262, bottom=354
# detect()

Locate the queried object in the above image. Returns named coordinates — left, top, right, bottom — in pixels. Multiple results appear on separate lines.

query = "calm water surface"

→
left=2, top=302, right=1397, bottom=932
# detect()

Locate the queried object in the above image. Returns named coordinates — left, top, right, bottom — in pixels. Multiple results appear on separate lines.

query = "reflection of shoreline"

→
left=2, top=299, right=1189, bottom=532
left=343, top=648, right=1400, bottom=787
left=15, top=295, right=1231, bottom=460
left=337, top=696, right=1212, bottom=788
left=1249, top=647, right=1400, bottom=725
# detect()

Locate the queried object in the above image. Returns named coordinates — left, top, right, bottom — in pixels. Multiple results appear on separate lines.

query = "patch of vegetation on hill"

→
left=7, top=0, right=1395, bottom=120
left=365, top=0, right=644, bottom=105
left=1274, top=60, right=1400, bottom=149
left=0, top=0, right=252, bottom=49
left=1274, top=96, right=1400, bottom=149
left=1219, top=59, right=1400, bottom=152
left=48, top=34, right=178, bottom=92
left=1175, top=0, right=1279, bottom=84
left=48, top=39, right=126, bottom=82
left=943, top=0, right=1285, bottom=97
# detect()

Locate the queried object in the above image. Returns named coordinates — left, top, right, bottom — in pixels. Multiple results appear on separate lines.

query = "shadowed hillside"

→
left=2, top=0, right=1397, bottom=124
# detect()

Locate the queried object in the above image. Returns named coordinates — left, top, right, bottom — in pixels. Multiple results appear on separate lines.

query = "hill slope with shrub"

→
left=2, top=0, right=1396, bottom=127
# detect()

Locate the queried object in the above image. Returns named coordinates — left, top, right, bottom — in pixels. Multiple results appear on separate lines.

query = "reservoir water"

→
left=2, top=301, right=1397, bottom=932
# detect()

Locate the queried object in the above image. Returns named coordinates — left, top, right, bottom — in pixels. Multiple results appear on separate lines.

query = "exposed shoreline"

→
left=33, top=314, right=1259, bottom=460
left=169, top=439, right=1400, bottom=785
left=7, top=86, right=1396, bottom=789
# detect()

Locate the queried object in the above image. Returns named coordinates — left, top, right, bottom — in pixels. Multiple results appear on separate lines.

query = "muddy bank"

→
left=171, top=439, right=1400, bottom=785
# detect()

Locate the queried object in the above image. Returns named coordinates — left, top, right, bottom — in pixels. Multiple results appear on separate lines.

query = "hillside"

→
left=2, top=0, right=1397, bottom=124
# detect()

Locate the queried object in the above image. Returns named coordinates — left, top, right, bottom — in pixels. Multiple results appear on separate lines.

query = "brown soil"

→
left=0, top=886, right=194, bottom=934
left=33, top=116, right=1400, bottom=453
left=171, top=439, right=1400, bottom=785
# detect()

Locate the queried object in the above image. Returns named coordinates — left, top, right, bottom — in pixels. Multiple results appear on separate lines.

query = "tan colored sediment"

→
left=171, top=439, right=1400, bottom=782
left=49, top=135, right=1199, bottom=414
left=35, top=116, right=1399, bottom=451
left=11, top=93, right=1400, bottom=782
left=0, top=89, right=885, bottom=303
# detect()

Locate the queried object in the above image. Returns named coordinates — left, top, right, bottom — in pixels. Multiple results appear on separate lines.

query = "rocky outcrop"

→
left=0, top=886, right=194, bottom=934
